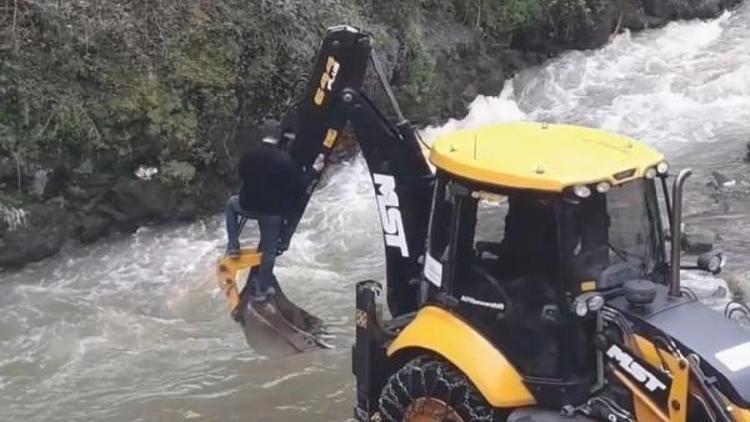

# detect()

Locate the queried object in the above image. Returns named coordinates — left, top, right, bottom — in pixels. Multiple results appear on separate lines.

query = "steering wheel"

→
left=475, top=241, right=503, bottom=259
left=468, top=264, right=513, bottom=316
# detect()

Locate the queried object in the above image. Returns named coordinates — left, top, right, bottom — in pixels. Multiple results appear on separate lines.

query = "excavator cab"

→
left=418, top=142, right=668, bottom=381
left=354, top=122, right=750, bottom=422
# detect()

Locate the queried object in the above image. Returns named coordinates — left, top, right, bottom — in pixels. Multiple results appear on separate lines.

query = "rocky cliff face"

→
left=0, top=0, right=741, bottom=269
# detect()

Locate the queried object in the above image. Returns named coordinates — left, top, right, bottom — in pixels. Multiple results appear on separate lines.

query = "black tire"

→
left=378, top=355, right=501, bottom=422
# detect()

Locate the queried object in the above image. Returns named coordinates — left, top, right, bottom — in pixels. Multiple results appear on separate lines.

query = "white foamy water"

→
left=2, top=5, right=750, bottom=420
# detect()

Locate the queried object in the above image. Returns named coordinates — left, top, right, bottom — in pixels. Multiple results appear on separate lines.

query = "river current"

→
left=2, top=6, right=750, bottom=421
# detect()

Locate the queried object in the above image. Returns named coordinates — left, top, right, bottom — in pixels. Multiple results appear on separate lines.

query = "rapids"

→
left=2, top=5, right=750, bottom=420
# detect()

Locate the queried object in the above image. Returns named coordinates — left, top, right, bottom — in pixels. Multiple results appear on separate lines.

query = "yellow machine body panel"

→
left=730, top=405, right=750, bottom=421
left=216, top=250, right=262, bottom=313
left=387, top=305, right=536, bottom=408
left=631, top=335, right=750, bottom=421
left=429, top=122, right=664, bottom=191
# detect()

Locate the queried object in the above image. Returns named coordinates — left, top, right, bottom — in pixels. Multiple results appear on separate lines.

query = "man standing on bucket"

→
left=224, top=136, right=309, bottom=302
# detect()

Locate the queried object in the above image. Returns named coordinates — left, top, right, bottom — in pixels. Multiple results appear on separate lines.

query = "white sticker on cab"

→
left=424, top=253, right=443, bottom=287
left=716, top=341, right=750, bottom=372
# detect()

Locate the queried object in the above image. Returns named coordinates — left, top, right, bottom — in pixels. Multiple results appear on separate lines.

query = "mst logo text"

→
left=607, top=344, right=667, bottom=392
left=373, top=174, right=409, bottom=258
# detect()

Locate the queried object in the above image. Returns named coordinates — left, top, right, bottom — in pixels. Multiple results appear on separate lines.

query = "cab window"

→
left=472, top=192, right=559, bottom=280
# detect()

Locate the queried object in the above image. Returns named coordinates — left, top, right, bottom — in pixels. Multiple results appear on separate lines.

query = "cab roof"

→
left=429, top=122, right=664, bottom=192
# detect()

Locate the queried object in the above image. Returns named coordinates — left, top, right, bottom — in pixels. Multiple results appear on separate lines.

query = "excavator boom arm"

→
left=280, top=26, right=434, bottom=316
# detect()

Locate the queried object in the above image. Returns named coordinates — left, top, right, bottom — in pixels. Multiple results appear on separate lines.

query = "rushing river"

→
left=2, top=6, right=750, bottom=421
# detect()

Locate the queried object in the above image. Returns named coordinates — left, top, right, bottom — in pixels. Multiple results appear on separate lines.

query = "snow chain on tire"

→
left=378, top=355, right=501, bottom=421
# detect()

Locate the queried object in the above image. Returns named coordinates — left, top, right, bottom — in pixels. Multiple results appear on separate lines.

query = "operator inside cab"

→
left=436, top=187, right=615, bottom=377
left=480, top=192, right=613, bottom=286
left=494, top=193, right=558, bottom=278
left=559, top=193, right=612, bottom=283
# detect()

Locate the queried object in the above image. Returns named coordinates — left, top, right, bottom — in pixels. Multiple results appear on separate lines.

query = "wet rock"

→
left=622, top=0, right=668, bottom=29
left=0, top=156, right=17, bottom=183
left=682, top=236, right=715, bottom=254
left=515, top=0, right=737, bottom=54
left=476, top=57, right=506, bottom=97
left=71, top=173, right=116, bottom=202
left=503, top=49, right=544, bottom=73
left=0, top=204, right=67, bottom=269
left=711, top=171, right=736, bottom=188
left=690, top=0, right=724, bottom=19
left=96, top=203, right=134, bottom=232
left=641, top=0, right=673, bottom=18
left=644, top=0, right=735, bottom=20
left=0, top=226, right=65, bottom=268
left=727, top=271, right=750, bottom=305
left=514, top=0, right=621, bottom=53
left=574, top=0, right=622, bottom=50
left=174, top=198, right=200, bottom=221
left=681, top=227, right=716, bottom=253
left=194, top=175, right=233, bottom=214
left=461, top=83, right=480, bottom=103
left=681, top=270, right=731, bottom=311
left=75, top=215, right=110, bottom=244
left=107, top=178, right=177, bottom=224
left=673, top=0, right=726, bottom=19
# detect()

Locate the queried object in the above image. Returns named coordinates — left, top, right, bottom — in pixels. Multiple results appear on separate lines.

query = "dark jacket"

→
left=238, top=143, right=308, bottom=217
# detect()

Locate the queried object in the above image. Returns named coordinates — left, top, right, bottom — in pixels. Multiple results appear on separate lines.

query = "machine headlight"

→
left=697, top=252, right=726, bottom=275
left=596, top=182, right=611, bottom=193
left=572, top=293, right=605, bottom=317
left=645, top=167, right=657, bottom=179
left=573, top=185, right=591, bottom=198
left=657, top=161, right=669, bottom=175
left=588, top=295, right=605, bottom=312
left=574, top=300, right=589, bottom=317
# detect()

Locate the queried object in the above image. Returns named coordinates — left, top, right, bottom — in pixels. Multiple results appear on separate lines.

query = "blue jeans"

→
left=225, top=195, right=283, bottom=293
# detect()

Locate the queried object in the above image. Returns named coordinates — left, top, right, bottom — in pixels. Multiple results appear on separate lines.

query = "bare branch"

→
left=11, top=150, right=22, bottom=192
left=11, top=0, right=18, bottom=53
left=476, top=0, right=482, bottom=29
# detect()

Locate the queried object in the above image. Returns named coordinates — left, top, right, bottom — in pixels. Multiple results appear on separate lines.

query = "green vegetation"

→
left=372, top=0, right=550, bottom=113
left=0, top=0, right=559, bottom=183
left=452, top=0, right=548, bottom=40
left=401, top=24, right=436, bottom=105
left=160, top=160, right=197, bottom=187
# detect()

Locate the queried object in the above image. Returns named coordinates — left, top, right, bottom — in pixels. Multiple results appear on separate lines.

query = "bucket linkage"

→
left=217, top=249, right=333, bottom=353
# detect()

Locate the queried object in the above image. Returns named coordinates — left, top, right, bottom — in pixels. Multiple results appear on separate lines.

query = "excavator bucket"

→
left=217, top=250, right=333, bottom=355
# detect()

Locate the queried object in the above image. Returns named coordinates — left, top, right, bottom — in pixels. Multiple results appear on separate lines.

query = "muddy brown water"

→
left=2, top=6, right=750, bottom=421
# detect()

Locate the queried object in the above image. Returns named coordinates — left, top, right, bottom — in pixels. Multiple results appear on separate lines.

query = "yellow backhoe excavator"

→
left=217, top=25, right=750, bottom=421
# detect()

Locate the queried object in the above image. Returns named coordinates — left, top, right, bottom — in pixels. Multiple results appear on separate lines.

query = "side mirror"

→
left=697, top=251, right=725, bottom=275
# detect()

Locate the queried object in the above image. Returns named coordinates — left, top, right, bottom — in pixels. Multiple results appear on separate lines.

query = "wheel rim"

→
left=403, top=397, right=464, bottom=422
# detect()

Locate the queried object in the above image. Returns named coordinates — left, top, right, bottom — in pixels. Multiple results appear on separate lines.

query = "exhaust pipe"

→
left=669, top=168, right=693, bottom=297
